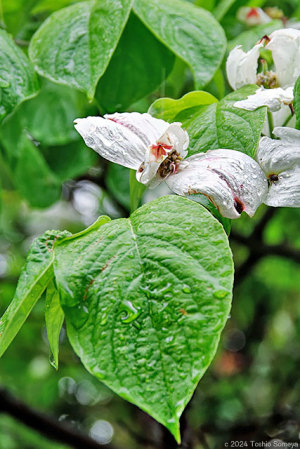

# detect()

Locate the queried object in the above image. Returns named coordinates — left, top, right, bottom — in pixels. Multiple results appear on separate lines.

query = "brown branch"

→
left=0, top=388, right=120, bottom=449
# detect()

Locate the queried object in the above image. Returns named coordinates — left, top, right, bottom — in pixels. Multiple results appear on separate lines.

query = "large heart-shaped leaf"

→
left=54, top=196, right=234, bottom=442
left=134, top=0, right=226, bottom=88
left=96, top=12, right=175, bottom=112
left=29, top=0, right=133, bottom=98
left=149, top=85, right=267, bottom=157
left=0, top=29, right=39, bottom=122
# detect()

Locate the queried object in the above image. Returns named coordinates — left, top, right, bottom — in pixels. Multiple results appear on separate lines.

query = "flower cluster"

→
left=74, top=28, right=300, bottom=220
left=226, top=28, right=300, bottom=133
left=74, top=112, right=300, bottom=219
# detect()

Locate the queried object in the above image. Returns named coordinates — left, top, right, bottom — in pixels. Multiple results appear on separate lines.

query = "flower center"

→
left=268, top=173, right=279, bottom=183
left=158, top=150, right=183, bottom=178
left=150, top=143, right=173, bottom=161
left=256, top=70, right=280, bottom=89
left=247, top=8, right=259, bottom=19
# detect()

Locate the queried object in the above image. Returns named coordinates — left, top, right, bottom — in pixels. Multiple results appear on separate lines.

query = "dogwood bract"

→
left=257, top=127, right=300, bottom=207
left=74, top=113, right=298, bottom=219
left=227, top=29, right=300, bottom=118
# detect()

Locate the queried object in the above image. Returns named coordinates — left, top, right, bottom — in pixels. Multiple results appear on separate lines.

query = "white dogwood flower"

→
left=237, top=7, right=271, bottom=26
left=257, top=127, right=300, bottom=207
left=74, top=113, right=269, bottom=219
left=227, top=29, right=300, bottom=116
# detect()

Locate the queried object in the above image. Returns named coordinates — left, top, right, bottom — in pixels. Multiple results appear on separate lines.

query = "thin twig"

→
left=231, top=208, right=299, bottom=285
left=0, top=388, right=120, bottom=449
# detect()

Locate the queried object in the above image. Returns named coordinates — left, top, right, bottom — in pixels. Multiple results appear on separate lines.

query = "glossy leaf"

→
left=43, top=140, right=97, bottom=182
left=96, top=13, right=175, bottom=112
left=149, top=91, right=218, bottom=121
left=20, top=80, right=93, bottom=146
left=0, top=29, right=39, bottom=122
left=0, top=94, right=95, bottom=204
left=228, top=20, right=282, bottom=51
left=45, top=281, right=64, bottom=369
left=32, top=0, right=82, bottom=14
left=134, top=0, right=226, bottom=89
left=14, top=136, right=61, bottom=208
left=213, top=0, right=237, bottom=21
left=150, top=86, right=267, bottom=158
left=106, top=164, right=131, bottom=210
left=0, top=231, right=69, bottom=358
left=54, top=196, right=234, bottom=442
left=187, top=194, right=231, bottom=235
left=0, top=115, right=61, bottom=207
left=29, top=0, right=133, bottom=98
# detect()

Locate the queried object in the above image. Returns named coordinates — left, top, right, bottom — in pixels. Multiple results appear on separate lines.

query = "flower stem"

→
left=267, top=111, right=274, bottom=137
left=129, top=169, right=146, bottom=213
left=282, top=113, right=292, bottom=128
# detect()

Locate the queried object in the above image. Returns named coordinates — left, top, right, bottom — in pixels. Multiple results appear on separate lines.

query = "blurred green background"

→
left=0, top=0, right=300, bottom=448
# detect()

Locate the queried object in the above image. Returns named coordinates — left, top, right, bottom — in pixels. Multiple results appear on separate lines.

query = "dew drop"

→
left=100, top=312, right=108, bottom=326
left=213, top=290, right=228, bottom=299
left=119, top=300, right=140, bottom=324
left=165, top=336, right=174, bottom=343
left=49, top=353, right=57, bottom=369
left=183, top=285, right=191, bottom=293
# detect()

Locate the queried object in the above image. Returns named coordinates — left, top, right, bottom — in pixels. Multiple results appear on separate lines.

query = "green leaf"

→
left=134, top=0, right=227, bottom=89
left=148, top=90, right=218, bottom=121
left=106, top=164, right=131, bottom=211
left=32, top=0, right=82, bottom=14
left=205, top=67, right=225, bottom=100
left=96, top=12, right=175, bottom=112
left=187, top=194, right=231, bottom=235
left=195, top=0, right=215, bottom=11
left=0, top=86, right=96, bottom=205
left=42, top=140, right=97, bottom=183
left=29, top=0, right=133, bottom=98
left=45, top=281, right=64, bottom=369
left=0, top=230, right=69, bottom=358
left=130, top=169, right=146, bottom=213
left=294, top=76, right=300, bottom=130
left=0, top=29, right=39, bottom=122
left=54, top=196, right=234, bottom=442
left=213, top=0, right=237, bottom=21
left=14, top=137, right=61, bottom=208
left=228, top=21, right=282, bottom=51
left=0, top=113, right=61, bottom=207
left=150, top=86, right=267, bottom=158
left=20, top=80, right=93, bottom=146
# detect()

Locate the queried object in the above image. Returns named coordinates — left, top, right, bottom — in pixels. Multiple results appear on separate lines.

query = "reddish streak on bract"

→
left=234, top=197, right=244, bottom=215
left=259, top=34, right=271, bottom=45
left=151, top=143, right=172, bottom=160
left=247, top=8, right=259, bottom=18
